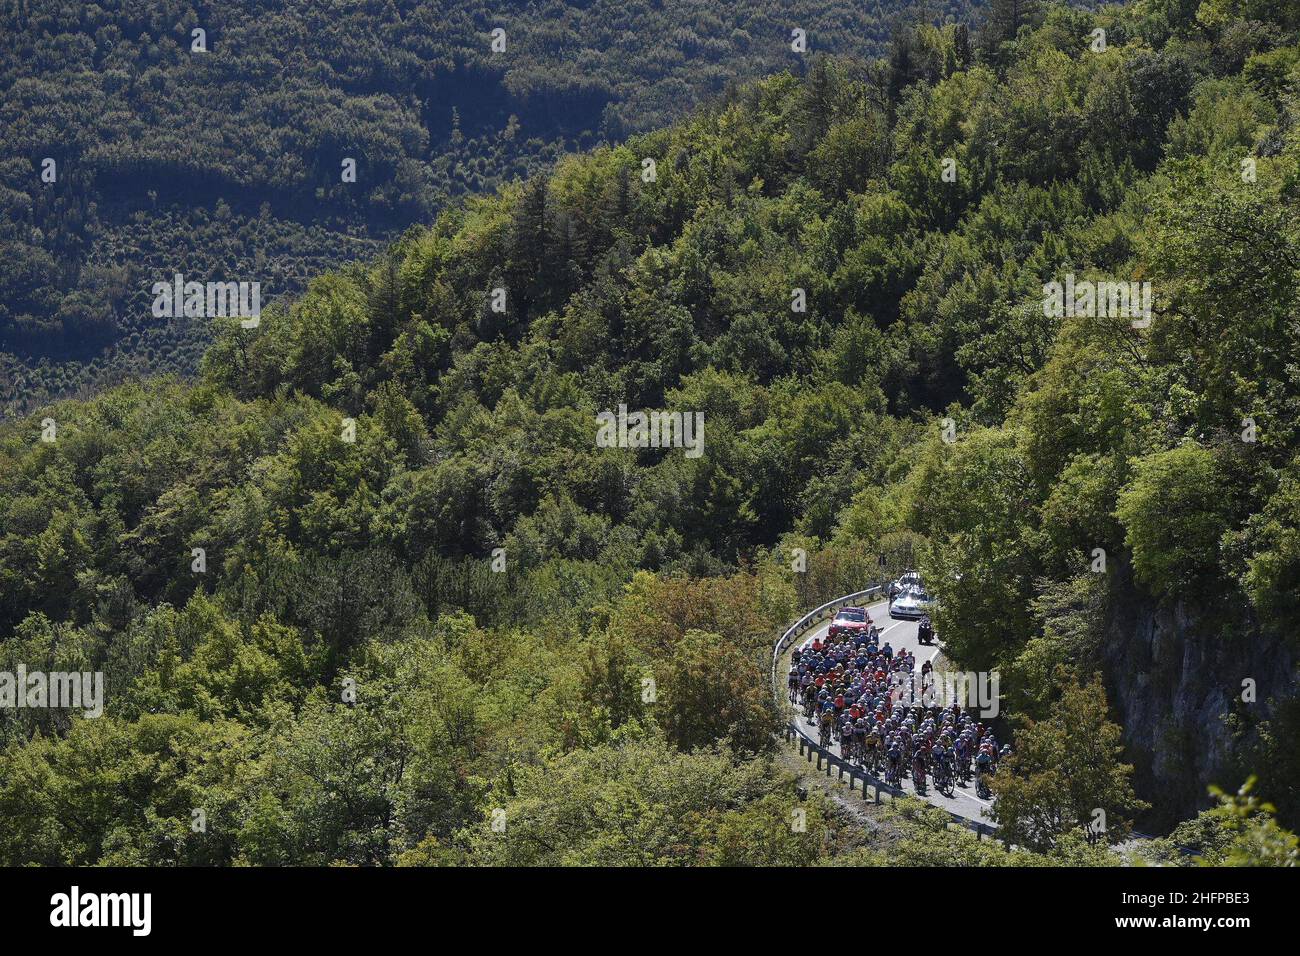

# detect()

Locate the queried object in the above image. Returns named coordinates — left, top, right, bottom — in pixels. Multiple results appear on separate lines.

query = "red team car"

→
left=828, top=606, right=874, bottom=641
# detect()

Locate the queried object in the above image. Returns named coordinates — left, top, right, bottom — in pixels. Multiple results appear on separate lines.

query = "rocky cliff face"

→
left=1101, top=563, right=1298, bottom=831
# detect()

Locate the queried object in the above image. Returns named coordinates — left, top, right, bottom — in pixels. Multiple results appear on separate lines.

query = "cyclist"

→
left=953, top=735, right=970, bottom=783
left=935, top=741, right=953, bottom=790
left=975, top=745, right=994, bottom=795
left=840, top=716, right=855, bottom=758
left=819, top=707, right=835, bottom=747
left=886, top=735, right=902, bottom=784
left=853, top=716, right=869, bottom=763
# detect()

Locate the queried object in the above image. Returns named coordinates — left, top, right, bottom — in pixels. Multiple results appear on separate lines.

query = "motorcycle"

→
left=918, top=616, right=935, bottom=645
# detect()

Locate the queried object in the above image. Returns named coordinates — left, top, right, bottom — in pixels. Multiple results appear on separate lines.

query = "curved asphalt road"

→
left=782, top=596, right=996, bottom=827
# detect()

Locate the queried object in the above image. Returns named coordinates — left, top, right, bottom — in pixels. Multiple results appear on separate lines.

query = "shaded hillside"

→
left=0, top=0, right=997, bottom=414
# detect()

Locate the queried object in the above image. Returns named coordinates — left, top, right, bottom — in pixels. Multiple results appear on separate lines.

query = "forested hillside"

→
left=1, top=0, right=994, bottom=415
left=1, top=0, right=1299, bottom=864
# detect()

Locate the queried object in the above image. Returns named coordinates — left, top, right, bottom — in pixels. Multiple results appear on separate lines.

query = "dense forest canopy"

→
left=1, top=0, right=1299, bottom=864
left=1, top=0, right=999, bottom=415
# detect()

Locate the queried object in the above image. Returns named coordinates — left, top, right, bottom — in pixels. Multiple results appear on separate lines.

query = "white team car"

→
left=889, top=588, right=935, bottom=620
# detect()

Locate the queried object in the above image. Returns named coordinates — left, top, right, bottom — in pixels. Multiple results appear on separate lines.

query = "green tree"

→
left=991, top=671, right=1148, bottom=850
left=1115, top=443, right=1235, bottom=600
left=1142, top=777, right=1299, bottom=866
left=659, top=629, right=777, bottom=756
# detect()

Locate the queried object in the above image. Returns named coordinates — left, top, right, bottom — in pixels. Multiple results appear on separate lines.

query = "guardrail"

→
left=771, top=585, right=998, bottom=840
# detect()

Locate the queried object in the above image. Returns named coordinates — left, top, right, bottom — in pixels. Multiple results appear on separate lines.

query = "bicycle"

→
left=935, top=759, right=955, bottom=797
left=885, top=757, right=902, bottom=787
left=957, top=757, right=971, bottom=786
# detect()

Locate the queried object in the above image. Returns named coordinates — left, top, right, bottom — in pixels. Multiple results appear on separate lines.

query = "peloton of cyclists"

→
left=788, top=611, right=1010, bottom=798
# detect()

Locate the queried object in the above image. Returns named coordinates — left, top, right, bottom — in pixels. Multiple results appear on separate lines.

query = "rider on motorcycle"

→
left=918, top=615, right=934, bottom=645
